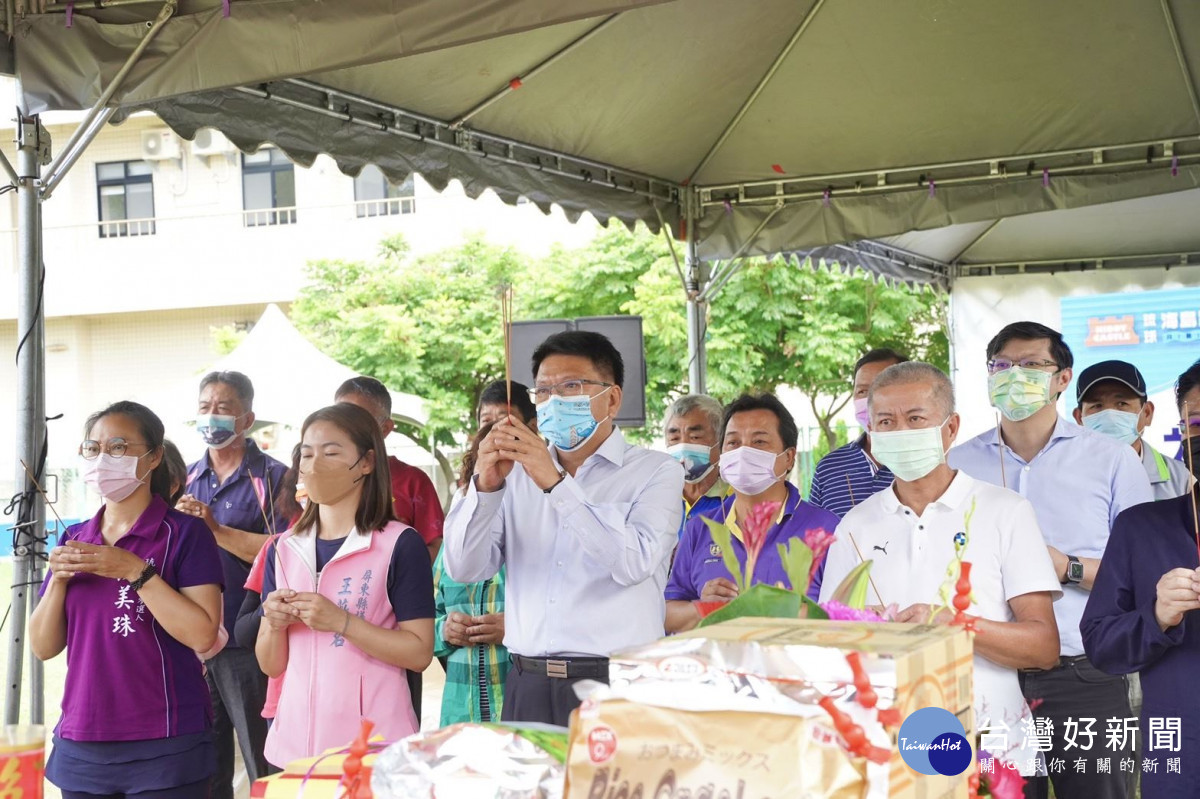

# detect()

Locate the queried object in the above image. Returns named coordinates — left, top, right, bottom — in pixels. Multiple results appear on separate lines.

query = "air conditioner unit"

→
left=141, top=130, right=181, bottom=161
left=191, top=128, right=236, bottom=158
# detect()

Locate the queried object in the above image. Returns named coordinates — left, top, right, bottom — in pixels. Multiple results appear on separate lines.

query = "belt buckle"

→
left=546, top=659, right=569, bottom=679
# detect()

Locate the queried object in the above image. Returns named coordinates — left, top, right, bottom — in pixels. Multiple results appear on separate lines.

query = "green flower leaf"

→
left=701, top=514, right=746, bottom=593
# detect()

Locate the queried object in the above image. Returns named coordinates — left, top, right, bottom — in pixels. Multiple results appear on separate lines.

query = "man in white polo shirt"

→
left=820, top=361, right=1061, bottom=775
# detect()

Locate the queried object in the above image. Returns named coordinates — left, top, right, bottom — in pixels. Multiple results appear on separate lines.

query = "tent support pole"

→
left=40, top=108, right=116, bottom=201
left=7, top=109, right=46, bottom=726
left=698, top=201, right=785, bottom=303
left=40, top=0, right=177, bottom=198
left=684, top=191, right=707, bottom=394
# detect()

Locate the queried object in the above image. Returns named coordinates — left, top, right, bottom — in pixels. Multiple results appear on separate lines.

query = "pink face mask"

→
left=854, top=397, right=871, bottom=429
left=81, top=453, right=149, bottom=503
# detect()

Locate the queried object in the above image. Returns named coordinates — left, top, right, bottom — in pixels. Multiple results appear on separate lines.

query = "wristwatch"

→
left=1063, top=555, right=1083, bottom=585
left=129, top=562, right=158, bottom=592
left=543, top=469, right=567, bottom=494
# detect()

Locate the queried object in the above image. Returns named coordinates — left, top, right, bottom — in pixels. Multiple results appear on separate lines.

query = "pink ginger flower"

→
left=804, top=527, right=836, bottom=581
left=743, top=500, right=781, bottom=584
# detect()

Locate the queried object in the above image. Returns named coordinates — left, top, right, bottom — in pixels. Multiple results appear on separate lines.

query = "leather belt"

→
left=513, top=654, right=608, bottom=680
left=1020, top=654, right=1090, bottom=673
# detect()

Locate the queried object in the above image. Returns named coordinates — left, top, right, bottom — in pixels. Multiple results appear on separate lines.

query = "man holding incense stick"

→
left=949, top=321, right=1153, bottom=799
left=1082, top=358, right=1200, bottom=798
left=444, top=330, right=682, bottom=726
left=821, top=361, right=1061, bottom=775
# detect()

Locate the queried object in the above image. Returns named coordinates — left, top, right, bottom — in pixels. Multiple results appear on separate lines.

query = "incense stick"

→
left=500, top=285, right=514, bottom=409
left=844, top=474, right=886, bottom=608
left=1183, top=402, right=1200, bottom=565
left=995, top=412, right=1008, bottom=489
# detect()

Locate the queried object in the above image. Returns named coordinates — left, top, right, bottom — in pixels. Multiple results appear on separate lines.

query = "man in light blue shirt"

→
left=444, top=331, right=683, bottom=727
left=948, top=321, right=1153, bottom=799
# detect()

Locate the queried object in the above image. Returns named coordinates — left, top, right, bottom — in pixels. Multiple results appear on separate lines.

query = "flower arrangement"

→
left=697, top=499, right=881, bottom=627
left=970, top=750, right=1026, bottom=799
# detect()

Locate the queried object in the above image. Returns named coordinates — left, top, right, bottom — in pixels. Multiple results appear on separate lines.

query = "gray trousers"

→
left=206, top=647, right=274, bottom=799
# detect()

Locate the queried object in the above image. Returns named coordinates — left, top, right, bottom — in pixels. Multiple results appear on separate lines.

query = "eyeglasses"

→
left=1177, top=417, right=1200, bottom=436
left=79, top=439, right=148, bottom=460
left=528, top=379, right=612, bottom=403
left=986, top=358, right=1059, bottom=375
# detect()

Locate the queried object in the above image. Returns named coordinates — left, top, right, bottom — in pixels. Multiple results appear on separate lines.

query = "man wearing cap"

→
left=1074, top=360, right=1194, bottom=501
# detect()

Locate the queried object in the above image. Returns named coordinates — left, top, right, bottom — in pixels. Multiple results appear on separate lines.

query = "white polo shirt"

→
left=820, top=471, right=1061, bottom=774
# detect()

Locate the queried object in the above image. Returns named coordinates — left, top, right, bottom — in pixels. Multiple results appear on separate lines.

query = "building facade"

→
left=0, top=105, right=597, bottom=526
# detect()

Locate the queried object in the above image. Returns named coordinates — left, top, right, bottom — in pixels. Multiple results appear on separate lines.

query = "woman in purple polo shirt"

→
left=664, top=393, right=840, bottom=633
left=30, top=401, right=224, bottom=799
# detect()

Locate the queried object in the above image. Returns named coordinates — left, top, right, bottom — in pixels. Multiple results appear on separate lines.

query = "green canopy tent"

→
left=5, top=0, right=1200, bottom=723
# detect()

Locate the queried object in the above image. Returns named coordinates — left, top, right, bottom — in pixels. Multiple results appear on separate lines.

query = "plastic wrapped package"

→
left=371, top=722, right=567, bottom=799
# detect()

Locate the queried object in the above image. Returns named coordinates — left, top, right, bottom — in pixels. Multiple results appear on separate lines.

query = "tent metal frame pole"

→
left=40, top=0, right=177, bottom=198
left=698, top=201, right=785, bottom=302
left=7, top=110, right=46, bottom=726
left=684, top=189, right=707, bottom=395
left=40, top=108, right=116, bottom=201
left=688, top=0, right=827, bottom=183
left=700, top=135, right=1200, bottom=207
left=1159, top=0, right=1200, bottom=130
left=240, top=80, right=677, bottom=206
left=451, top=13, right=622, bottom=128
left=0, top=149, right=18, bottom=187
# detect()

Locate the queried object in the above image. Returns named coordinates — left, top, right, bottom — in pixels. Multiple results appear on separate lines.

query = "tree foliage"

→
left=290, top=227, right=947, bottom=451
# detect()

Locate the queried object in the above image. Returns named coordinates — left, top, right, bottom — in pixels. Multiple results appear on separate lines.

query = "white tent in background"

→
left=198, top=303, right=428, bottom=430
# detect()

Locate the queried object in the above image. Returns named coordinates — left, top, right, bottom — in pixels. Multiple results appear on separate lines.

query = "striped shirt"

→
left=808, top=436, right=895, bottom=518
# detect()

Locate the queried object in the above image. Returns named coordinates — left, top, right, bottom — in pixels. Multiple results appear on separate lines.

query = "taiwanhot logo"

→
left=897, top=707, right=972, bottom=776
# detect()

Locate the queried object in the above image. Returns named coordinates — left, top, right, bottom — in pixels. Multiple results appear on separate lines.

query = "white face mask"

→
left=868, top=418, right=951, bottom=482
left=718, top=446, right=786, bottom=496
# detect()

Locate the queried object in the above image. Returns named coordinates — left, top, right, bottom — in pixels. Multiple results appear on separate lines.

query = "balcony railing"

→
left=98, top=217, right=156, bottom=238
left=354, top=197, right=416, bottom=218
left=243, top=206, right=299, bottom=227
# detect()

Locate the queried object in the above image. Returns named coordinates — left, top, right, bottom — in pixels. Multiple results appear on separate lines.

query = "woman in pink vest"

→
left=256, top=403, right=435, bottom=767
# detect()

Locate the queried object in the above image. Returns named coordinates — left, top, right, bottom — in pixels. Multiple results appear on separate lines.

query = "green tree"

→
left=292, top=234, right=528, bottom=445
left=291, top=227, right=948, bottom=457
left=709, top=259, right=948, bottom=450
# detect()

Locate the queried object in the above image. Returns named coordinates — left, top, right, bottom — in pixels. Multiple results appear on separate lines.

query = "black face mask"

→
left=1188, top=437, right=1200, bottom=479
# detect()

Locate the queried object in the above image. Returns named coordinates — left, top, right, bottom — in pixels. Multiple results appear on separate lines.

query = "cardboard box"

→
left=250, top=750, right=377, bottom=798
left=565, top=618, right=974, bottom=799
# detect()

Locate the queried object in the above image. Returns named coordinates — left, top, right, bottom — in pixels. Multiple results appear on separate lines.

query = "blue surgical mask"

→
left=537, top=390, right=610, bottom=452
left=667, top=442, right=716, bottom=483
left=196, top=413, right=240, bottom=450
left=1083, top=409, right=1142, bottom=446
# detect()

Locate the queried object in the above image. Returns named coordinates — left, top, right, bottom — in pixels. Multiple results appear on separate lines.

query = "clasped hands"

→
left=443, top=611, right=505, bottom=647
left=48, top=540, right=146, bottom=584
left=263, top=589, right=348, bottom=634
left=474, top=415, right=560, bottom=492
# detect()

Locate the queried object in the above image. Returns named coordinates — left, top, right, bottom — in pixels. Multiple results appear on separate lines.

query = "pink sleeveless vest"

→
left=264, top=521, right=418, bottom=767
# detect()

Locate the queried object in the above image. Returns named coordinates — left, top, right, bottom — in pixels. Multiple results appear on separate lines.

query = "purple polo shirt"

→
left=41, top=496, right=224, bottom=741
left=665, top=482, right=838, bottom=603
left=186, top=439, right=288, bottom=643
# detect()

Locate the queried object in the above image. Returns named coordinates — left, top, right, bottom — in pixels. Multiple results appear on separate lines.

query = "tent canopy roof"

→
left=12, top=0, right=1200, bottom=279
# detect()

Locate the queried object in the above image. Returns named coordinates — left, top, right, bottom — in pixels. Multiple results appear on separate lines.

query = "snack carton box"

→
left=566, top=618, right=974, bottom=799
